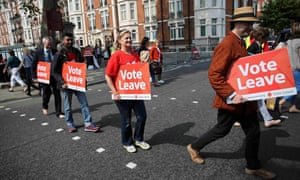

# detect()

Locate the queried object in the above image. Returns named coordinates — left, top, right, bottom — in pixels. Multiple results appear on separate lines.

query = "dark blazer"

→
left=208, top=32, right=257, bottom=115
left=32, top=48, right=57, bottom=79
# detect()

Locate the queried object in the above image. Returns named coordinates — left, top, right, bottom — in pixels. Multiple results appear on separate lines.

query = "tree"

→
left=259, top=0, right=300, bottom=34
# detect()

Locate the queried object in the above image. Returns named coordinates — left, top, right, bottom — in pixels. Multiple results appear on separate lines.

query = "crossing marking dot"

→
left=0, top=105, right=5, bottom=108
left=5, top=108, right=11, bottom=111
left=96, top=148, right=105, bottom=153
left=192, top=89, right=196, bottom=92
left=88, top=88, right=93, bottom=91
left=152, top=107, right=157, bottom=110
left=152, top=94, right=159, bottom=97
left=20, top=114, right=26, bottom=117
left=126, top=162, right=137, bottom=169
left=170, top=97, right=176, bottom=100
left=29, top=118, right=36, bottom=121
left=41, top=122, right=49, bottom=126
left=56, top=128, right=64, bottom=132
left=12, top=110, right=18, bottom=113
left=72, top=136, right=81, bottom=141
left=97, top=89, right=102, bottom=92
left=192, top=101, right=199, bottom=104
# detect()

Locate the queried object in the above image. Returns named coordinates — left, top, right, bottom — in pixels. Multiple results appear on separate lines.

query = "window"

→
left=75, top=0, right=80, bottom=11
left=69, top=0, right=73, bottom=11
left=145, top=26, right=157, bottom=40
left=120, top=4, right=126, bottom=21
left=200, top=0, right=205, bottom=8
left=131, top=30, right=137, bottom=42
left=79, top=37, right=83, bottom=46
left=169, top=22, right=184, bottom=40
left=211, top=18, right=217, bottom=36
left=144, top=0, right=156, bottom=22
left=130, top=3, right=135, bottom=20
left=76, top=16, right=82, bottom=30
left=212, top=0, right=217, bottom=7
left=100, top=10, right=109, bottom=28
left=169, top=0, right=183, bottom=19
left=88, top=14, right=96, bottom=31
left=200, top=19, right=206, bottom=36
left=87, top=0, right=94, bottom=10
left=100, top=0, right=107, bottom=6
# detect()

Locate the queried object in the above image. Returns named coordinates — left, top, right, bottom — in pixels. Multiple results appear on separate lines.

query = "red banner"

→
left=227, top=48, right=297, bottom=101
left=62, top=62, right=86, bottom=92
left=37, top=61, right=51, bottom=84
left=114, top=63, right=151, bottom=100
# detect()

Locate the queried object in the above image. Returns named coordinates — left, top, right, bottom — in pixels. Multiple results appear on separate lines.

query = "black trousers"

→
left=40, top=77, right=62, bottom=116
left=24, top=67, right=39, bottom=95
left=191, top=109, right=261, bottom=170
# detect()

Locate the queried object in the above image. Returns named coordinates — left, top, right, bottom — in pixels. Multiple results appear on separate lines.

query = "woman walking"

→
left=105, top=30, right=151, bottom=153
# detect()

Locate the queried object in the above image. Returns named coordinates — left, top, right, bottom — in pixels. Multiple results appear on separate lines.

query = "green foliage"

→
left=19, top=0, right=41, bottom=18
left=259, top=0, right=300, bottom=34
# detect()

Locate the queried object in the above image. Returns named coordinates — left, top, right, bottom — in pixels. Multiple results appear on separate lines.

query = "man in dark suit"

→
left=186, top=7, right=276, bottom=179
left=32, top=36, right=64, bottom=119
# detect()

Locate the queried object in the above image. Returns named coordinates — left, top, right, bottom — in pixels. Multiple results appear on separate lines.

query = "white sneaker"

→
left=158, top=80, right=165, bottom=84
left=134, top=141, right=151, bottom=150
left=123, top=145, right=137, bottom=153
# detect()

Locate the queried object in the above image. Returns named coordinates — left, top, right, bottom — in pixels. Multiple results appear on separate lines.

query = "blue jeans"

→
left=62, top=89, right=92, bottom=126
left=257, top=100, right=273, bottom=122
left=115, top=100, right=147, bottom=145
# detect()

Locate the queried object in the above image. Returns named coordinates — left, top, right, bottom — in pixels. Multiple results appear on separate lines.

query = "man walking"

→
left=32, top=37, right=64, bottom=119
left=52, top=33, right=100, bottom=133
left=186, top=7, right=276, bottom=179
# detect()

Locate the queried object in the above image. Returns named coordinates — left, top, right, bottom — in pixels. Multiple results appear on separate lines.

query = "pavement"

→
left=1, top=58, right=299, bottom=180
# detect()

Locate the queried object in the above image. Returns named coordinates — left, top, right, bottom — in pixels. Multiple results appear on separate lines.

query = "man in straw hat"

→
left=186, top=7, right=276, bottom=179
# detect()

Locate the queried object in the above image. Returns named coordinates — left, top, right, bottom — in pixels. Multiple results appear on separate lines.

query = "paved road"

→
left=0, top=61, right=299, bottom=180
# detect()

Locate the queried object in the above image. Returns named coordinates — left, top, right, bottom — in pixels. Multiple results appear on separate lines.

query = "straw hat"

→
left=231, top=6, right=259, bottom=22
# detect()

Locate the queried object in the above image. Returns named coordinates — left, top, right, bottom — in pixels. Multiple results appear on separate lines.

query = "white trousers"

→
left=10, top=67, right=25, bottom=87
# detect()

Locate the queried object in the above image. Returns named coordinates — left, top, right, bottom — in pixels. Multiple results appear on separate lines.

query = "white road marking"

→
left=192, top=101, right=199, bottom=104
left=41, top=122, right=49, bottom=126
left=56, top=128, right=64, bottom=132
left=29, top=118, right=36, bottom=121
left=88, top=88, right=93, bottom=91
left=191, top=89, right=196, bottom=92
left=20, top=114, right=26, bottom=117
left=96, top=148, right=105, bottom=153
left=72, top=136, right=81, bottom=141
left=5, top=108, right=11, bottom=111
left=97, top=89, right=102, bottom=92
left=152, top=107, right=157, bottom=110
left=170, top=97, right=176, bottom=100
left=152, top=94, right=159, bottom=98
left=126, top=162, right=137, bottom=169
left=12, top=110, right=18, bottom=113
left=0, top=105, right=5, bottom=108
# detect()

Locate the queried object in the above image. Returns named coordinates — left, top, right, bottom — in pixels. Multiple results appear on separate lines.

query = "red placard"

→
left=37, top=61, right=51, bottom=84
left=82, top=48, right=94, bottom=57
left=114, top=63, right=151, bottom=100
left=62, top=62, right=86, bottom=92
left=227, top=48, right=297, bottom=101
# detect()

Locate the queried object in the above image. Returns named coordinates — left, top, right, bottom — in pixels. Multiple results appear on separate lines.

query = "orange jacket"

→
left=149, top=46, right=163, bottom=64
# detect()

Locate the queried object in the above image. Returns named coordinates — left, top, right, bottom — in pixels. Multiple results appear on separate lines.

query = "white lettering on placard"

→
left=118, top=81, right=146, bottom=90
left=68, top=66, right=82, bottom=75
left=120, top=70, right=142, bottom=80
left=237, top=73, right=286, bottom=90
left=238, top=60, right=278, bottom=76
left=66, top=74, right=83, bottom=84
left=38, top=65, right=46, bottom=71
left=37, top=71, right=47, bottom=78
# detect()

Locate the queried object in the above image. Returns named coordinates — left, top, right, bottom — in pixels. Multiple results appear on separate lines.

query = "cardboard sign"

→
left=37, top=61, right=51, bottom=84
left=227, top=48, right=297, bottom=101
left=82, top=48, right=94, bottom=57
left=62, top=62, right=86, bottom=92
left=114, top=63, right=151, bottom=100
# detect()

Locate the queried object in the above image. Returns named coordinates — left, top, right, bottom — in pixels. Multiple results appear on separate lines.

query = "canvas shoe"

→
left=68, top=124, right=77, bottom=133
left=134, top=141, right=151, bottom=150
left=84, top=123, right=100, bottom=132
left=123, top=145, right=137, bottom=153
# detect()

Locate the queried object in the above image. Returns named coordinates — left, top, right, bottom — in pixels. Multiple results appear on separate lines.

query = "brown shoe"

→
left=186, top=144, right=205, bottom=164
left=245, top=168, right=276, bottom=179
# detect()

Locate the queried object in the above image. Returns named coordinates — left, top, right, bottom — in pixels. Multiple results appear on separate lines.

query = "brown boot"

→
left=186, top=144, right=205, bottom=164
left=245, top=168, right=276, bottom=179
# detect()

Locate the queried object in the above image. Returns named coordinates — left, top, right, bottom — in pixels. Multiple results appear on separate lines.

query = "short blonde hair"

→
left=22, top=47, right=30, bottom=55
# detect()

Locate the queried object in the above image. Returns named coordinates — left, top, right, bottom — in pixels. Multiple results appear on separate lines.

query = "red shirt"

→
left=105, top=50, right=141, bottom=78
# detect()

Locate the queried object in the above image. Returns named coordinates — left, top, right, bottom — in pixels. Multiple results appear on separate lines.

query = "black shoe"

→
left=26, top=93, right=32, bottom=96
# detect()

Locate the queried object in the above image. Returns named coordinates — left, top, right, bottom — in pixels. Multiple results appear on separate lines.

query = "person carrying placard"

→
left=105, top=30, right=151, bottom=153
